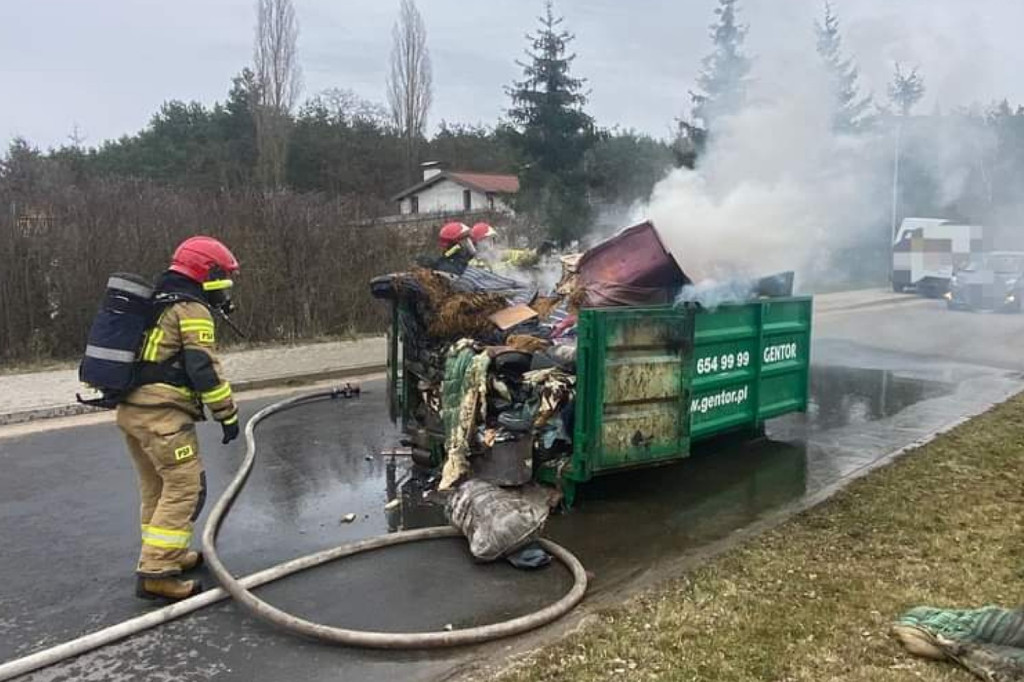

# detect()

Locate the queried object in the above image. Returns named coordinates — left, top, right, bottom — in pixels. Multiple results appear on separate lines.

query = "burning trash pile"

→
left=370, top=221, right=792, bottom=561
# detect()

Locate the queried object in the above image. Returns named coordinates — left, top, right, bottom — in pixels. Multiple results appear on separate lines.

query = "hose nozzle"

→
left=331, top=383, right=361, bottom=399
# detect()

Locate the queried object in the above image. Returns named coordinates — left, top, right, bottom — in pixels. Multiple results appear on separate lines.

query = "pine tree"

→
left=888, top=63, right=925, bottom=117
left=815, top=2, right=872, bottom=132
left=689, top=0, right=751, bottom=131
left=506, top=0, right=596, bottom=245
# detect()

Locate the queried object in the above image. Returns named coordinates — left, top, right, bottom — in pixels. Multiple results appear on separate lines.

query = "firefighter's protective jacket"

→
left=125, top=272, right=238, bottom=424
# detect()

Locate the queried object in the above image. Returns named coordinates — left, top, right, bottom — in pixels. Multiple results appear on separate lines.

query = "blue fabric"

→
left=506, top=543, right=552, bottom=569
left=453, top=267, right=531, bottom=296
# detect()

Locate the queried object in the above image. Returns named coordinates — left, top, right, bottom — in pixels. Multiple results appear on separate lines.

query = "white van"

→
left=892, top=218, right=983, bottom=296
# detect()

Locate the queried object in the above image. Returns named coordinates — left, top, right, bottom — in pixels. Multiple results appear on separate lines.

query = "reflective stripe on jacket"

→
left=127, top=301, right=238, bottom=423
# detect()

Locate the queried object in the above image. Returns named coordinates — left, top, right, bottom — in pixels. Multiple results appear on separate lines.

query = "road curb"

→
left=0, top=364, right=387, bottom=428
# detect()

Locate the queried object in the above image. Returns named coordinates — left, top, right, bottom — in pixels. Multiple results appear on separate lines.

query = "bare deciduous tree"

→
left=0, top=162, right=430, bottom=363
left=386, top=0, right=432, bottom=181
left=254, top=0, right=302, bottom=188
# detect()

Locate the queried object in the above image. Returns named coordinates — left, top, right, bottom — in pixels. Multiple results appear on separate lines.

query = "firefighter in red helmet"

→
left=470, top=222, right=497, bottom=244
left=118, top=236, right=240, bottom=601
left=469, top=222, right=500, bottom=264
left=432, top=222, right=475, bottom=275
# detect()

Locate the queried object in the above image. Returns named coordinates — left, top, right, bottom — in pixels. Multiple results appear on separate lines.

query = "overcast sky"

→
left=2, top=0, right=1023, bottom=149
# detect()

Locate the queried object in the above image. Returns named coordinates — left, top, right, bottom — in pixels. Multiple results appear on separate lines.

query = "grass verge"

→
left=500, top=395, right=1024, bottom=682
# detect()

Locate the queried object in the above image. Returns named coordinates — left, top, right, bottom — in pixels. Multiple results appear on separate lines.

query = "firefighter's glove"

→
left=221, top=418, right=240, bottom=445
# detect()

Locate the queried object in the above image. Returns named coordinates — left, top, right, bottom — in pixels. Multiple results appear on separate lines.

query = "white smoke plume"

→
left=676, top=277, right=756, bottom=310
left=518, top=1, right=1010, bottom=299
left=643, top=49, right=892, bottom=290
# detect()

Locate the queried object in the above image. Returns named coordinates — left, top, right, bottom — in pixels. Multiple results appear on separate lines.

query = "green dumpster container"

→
left=387, top=296, right=812, bottom=504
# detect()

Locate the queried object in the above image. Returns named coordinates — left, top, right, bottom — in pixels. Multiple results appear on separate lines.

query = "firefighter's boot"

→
left=136, top=576, right=202, bottom=602
left=181, top=550, right=203, bottom=572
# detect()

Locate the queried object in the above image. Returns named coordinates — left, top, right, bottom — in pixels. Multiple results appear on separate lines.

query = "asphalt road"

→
left=2, top=294, right=1023, bottom=682
left=816, top=295, right=1024, bottom=371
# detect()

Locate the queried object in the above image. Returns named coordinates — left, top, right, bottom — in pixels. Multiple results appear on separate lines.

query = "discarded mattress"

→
left=577, top=221, right=690, bottom=307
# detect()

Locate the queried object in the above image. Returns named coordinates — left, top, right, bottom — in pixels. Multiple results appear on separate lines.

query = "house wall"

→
left=399, top=179, right=511, bottom=215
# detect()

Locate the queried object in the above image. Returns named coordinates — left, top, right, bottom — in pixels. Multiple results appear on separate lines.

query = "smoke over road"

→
left=646, top=50, right=889, bottom=289
left=638, top=1, right=1011, bottom=293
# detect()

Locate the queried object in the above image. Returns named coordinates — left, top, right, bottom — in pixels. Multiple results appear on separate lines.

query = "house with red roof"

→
left=391, top=162, right=519, bottom=216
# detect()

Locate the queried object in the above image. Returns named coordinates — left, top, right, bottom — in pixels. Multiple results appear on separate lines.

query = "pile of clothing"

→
left=438, top=340, right=577, bottom=489
left=371, top=263, right=580, bottom=490
left=369, top=221, right=693, bottom=498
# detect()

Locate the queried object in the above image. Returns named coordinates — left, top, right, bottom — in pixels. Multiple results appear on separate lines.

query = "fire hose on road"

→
left=0, top=388, right=588, bottom=681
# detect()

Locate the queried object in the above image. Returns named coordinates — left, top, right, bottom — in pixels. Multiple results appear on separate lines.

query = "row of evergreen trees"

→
left=681, top=0, right=927, bottom=142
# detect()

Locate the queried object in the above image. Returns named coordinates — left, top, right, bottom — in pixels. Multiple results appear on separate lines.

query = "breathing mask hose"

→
left=0, top=389, right=587, bottom=680
left=213, top=309, right=247, bottom=340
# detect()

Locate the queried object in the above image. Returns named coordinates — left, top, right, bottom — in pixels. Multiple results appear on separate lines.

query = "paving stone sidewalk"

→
left=0, top=337, right=386, bottom=426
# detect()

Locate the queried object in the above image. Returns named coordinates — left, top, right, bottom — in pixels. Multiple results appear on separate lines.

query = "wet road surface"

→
left=2, top=297, right=1023, bottom=681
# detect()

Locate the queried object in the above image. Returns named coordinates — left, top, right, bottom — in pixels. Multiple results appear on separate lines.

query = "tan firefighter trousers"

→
left=116, top=404, right=206, bottom=577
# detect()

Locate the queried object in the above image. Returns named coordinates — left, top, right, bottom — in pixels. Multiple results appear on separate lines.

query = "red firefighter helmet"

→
left=470, top=222, right=497, bottom=243
left=438, top=222, right=471, bottom=250
left=169, top=236, right=240, bottom=283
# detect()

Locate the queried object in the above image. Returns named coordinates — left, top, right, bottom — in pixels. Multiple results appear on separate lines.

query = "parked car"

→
left=892, top=218, right=983, bottom=297
left=946, top=251, right=1024, bottom=312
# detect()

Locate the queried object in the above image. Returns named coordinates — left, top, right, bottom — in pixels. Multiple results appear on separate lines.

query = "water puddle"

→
left=805, top=366, right=953, bottom=430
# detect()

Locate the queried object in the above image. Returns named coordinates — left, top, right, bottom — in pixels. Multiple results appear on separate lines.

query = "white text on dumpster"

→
left=691, top=386, right=750, bottom=415
left=696, top=351, right=751, bottom=375
left=763, top=343, right=798, bottom=365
